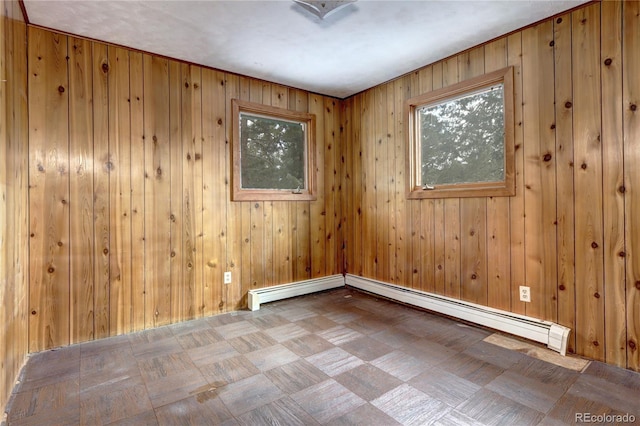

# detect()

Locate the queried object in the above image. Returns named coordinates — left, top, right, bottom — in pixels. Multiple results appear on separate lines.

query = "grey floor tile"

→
left=335, top=364, right=404, bottom=401
left=457, top=388, right=545, bottom=426
left=291, top=379, right=366, bottom=424
left=265, top=359, right=330, bottom=394
left=244, top=344, right=299, bottom=372
left=282, top=333, right=335, bottom=357
left=236, top=396, right=319, bottom=426
left=371, top=383, right=450, bottom=426
left=218, top=374, right=284, bottom=417
left=305, top=347, right=364, bottom=377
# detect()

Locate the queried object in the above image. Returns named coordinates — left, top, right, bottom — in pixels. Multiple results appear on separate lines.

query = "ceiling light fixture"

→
left=293, top=0, right=357, bottom=19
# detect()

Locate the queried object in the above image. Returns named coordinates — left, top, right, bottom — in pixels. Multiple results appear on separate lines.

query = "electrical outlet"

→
left=224, top=271, right=232, bottom=284
left=519, top=286, right=531, bottom=303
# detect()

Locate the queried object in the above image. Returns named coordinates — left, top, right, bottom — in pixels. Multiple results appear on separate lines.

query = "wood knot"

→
left=217, top=118, right=223, bottom=125
left=559, top=284, right=566, bottom=291
left=591, top=241, right=598, bottom=249
left=635, top=281, right=640, bottom=290
left=594, top=292, right=600, bottom=299
left=58, top=85, right=65, bottom=93
left=619, top=185, right=626, bottom=193
left=57, top=241, right=63, bottom=247
left=153, top=135, right=158, bottom=142
left=47, top=266, right=55, bottom=273
left=630, top=340, right=637, bottom=350
left=156, top=167, right=162, bottom=176
left=438, top=264, right=443, bottom=270
left=592, top=340, right=599, bottom=347
left=471, top=274, right=477, bottom=280
left=194, top=153, right=202, bottom=161
left=170, top=214, right=176, bottom=222
left=103, top=248, right=109, bottom=254
left=61, top=199, right=68, bottom=205
left=184, top=82, right=189, bottom=88
left=187, top=262, right=193, bottom=268
left=556, top=17, right=563, bottom=24
left=549, top=40, right=554, bottom=47
left=543, top=153, right=552, bottom=162
left=618, top=251, right=626, bottom=258
left=186, top=153, right=191, bottom=160
left=31, top=310, right=37, bottom=315
left=101, top=62, right=109, bottom=73
left=413, top=269, right=418, bottom=274
left=255, top=203, right=260, bottom=208
left=565, top=101, right=572, bottom=109
left=631, top=104, right=637, bottom=112
left=604, top=58, right=612, bottom=66
left=581, top=163, right=587, bottom=170
left=550, top=124, right=556, bottom=130
left=171, top=251, right=176, bottom=257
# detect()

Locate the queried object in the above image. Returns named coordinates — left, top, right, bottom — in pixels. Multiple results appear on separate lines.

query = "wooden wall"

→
left=9, top=0, right=639, bottom=376
left=0, top=0, right=28, bottom=411
left=344, top=0, right=640, bottom=371
left=27, top=27, right=343, bottom=352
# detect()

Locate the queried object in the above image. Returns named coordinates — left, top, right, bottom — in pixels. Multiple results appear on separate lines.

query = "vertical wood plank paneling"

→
left=190, top=66, right=204, bottom=317
left=553, top=12, right=577, bottom=354
left=600, top=0, right=626, bottom=367
left=310, top=93, right=327, bottom=278
left=68, top=37, right=94, bottom=344
left=92, top=42, right=110, bottom=339
left=129, top=51, right=145, bottom=331
left=361, top=89, right=375, bottom=278
left=108, top=46, right=133, bottom=335
left=180, top=63, right=196, bottom=320
left=211, top=71, right=228, bottom=312
left=623, top=0, right=640, bottom=371
left=200, top=68, right=216, bottom=314
left=573, top=4, right=605, bottom=361
left=521, top=21, right=558, bottom=321
left=393, top=75, right=410, bottom=287
left=291, top=89, right=311, bottom=280
left=1, top=1, right=28, bottom=409
left=143, top=54, right=172, bottom=327
left=169, top=60, right=183, bottom=323
left=28, top=28, right=70, bottom=351
left=484, top=38, right=511, bottom=311
left=325, top=97, right=339, bottom=276
left=507, top=32, right=527, bottom=316
left=374, top=85, right=388, bottom=281
left=351, top=94, right=363, bottom=276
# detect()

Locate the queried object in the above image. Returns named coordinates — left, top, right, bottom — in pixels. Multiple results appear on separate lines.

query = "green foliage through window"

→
left=419, top=85, right=505, bottom=186
left=240, top=113, right=306, bottom=191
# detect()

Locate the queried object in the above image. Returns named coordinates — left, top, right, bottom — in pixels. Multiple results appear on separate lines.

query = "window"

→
left=406, top=66, right=515, bottom=199
left=232, top=99, right=316, bottom=201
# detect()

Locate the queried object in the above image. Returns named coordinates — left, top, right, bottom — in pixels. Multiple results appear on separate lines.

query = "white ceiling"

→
left=23, top=0, right=590, bottom=99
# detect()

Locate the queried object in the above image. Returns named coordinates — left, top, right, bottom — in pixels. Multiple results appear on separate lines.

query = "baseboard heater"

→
left=345, top=274, right=571, bottom=356
left=248, top=274, right=345, bottom=311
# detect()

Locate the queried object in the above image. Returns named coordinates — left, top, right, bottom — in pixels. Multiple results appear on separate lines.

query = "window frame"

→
left=405, top=66, right=515, bottom=199
left=231, top=99, right=317, bottom=202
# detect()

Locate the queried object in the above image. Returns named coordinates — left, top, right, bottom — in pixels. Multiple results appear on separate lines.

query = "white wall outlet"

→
left=519, top=285, right=531, bottom=303
left=224, top=271, right=232, bottom=284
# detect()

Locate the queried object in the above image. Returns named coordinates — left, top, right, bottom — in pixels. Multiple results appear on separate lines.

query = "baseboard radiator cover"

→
left=247, top=274, right=345, bottom=311
left=345, top=274, right=571, bottom=356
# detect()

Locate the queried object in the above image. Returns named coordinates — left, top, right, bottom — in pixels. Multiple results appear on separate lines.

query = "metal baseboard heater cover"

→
left=345, top=274, right=571, bottom=356
left=248, top=274, right=345, bottom=311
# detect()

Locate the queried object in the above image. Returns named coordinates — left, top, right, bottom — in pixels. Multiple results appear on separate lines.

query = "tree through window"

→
left=406, top=67, right=515, bottom=199
left=232, top=99, right=316, bottom=201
